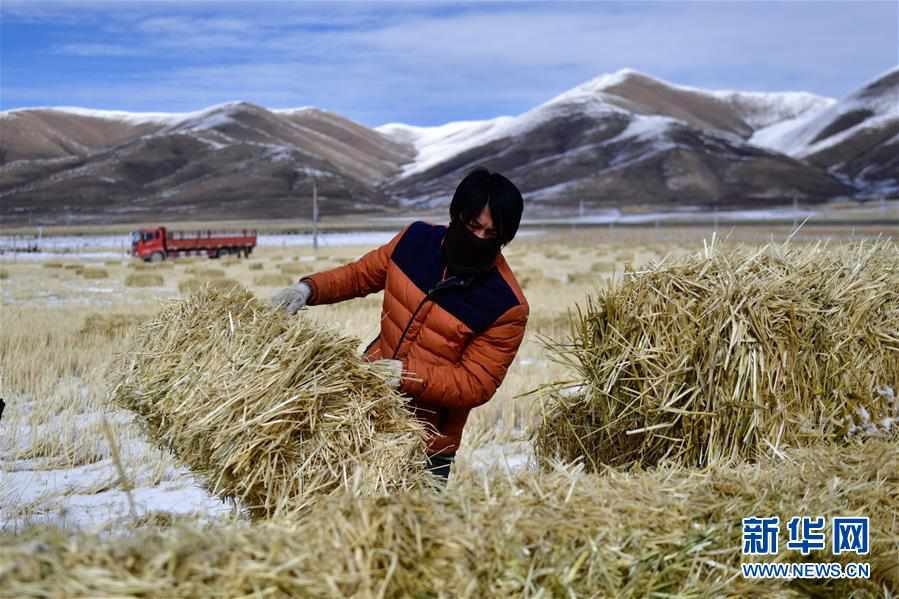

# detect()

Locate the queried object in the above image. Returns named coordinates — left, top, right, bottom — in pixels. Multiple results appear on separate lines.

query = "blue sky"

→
left=1, top=1, right=897, bottom=128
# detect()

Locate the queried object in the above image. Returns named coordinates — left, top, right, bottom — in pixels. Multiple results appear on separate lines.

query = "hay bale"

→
left=130, top=261, right=173, bottom=270
left=179, top=277, right=243, bottom=294
left=63, top=263, right=82, bottom=270
left=103, top=260, right=121, bottom=267
left=253, top=274, right=295, bottom=287
left=43, top=261, right=64, bottom=269
left=125, top=273, right=165, bottom=288
left=177, top=277, right=204, bottom=294
left=248, top=262, right=264, bottom=271
left=206, top=278, right=242, bottom=293
left=112, top=286, right=429, bottom=517
left=80, top=313, right=147, bottom=338
left=186, top=267, right=225, bottom=278
left=0, top=269, right=8, bottom=280
left=79, top=267, right=109, bottom=280
left=536, top=240, right=899, bottom=470
left=4, top=440, right=898, bottom=596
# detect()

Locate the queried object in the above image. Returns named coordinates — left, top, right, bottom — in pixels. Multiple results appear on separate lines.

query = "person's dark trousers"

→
left=426, top=452, right=455, bottom=484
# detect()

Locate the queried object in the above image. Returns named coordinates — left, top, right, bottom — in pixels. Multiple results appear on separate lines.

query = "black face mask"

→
left=442, top=220, right=502, bottom=275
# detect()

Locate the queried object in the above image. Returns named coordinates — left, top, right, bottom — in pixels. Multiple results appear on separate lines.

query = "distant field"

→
left=0, top=197, right=896, bottom=237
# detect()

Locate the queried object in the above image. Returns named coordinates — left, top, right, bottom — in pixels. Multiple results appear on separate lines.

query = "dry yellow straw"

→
left=536, top=239, right=899, bottom=470
left=112, top=286, right=430, bottom=518
left=3, top=440, right=897, bottom=597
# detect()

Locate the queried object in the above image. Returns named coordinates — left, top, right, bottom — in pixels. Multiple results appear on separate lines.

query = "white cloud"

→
left=2, top=1, right=896, bottom=125
left=53, top=43, right=146, bottom=57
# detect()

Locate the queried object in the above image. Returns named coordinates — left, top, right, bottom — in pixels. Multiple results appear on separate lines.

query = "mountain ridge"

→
left=1, top=68, right=894, bottom=226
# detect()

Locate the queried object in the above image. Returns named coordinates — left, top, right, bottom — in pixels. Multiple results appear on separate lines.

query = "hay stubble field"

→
left=2, top=224, right=898, bottom=597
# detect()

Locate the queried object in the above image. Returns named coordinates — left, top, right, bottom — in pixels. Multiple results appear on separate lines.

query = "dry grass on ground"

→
left=535, top=239, right=899, bottom=470
left=2, top=228, right=897, bottom=597
left=3, top=441, right=897, bottom=597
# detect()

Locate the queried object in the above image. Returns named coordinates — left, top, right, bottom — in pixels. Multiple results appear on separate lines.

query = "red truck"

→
left=130, top=227, right=257, bottom=262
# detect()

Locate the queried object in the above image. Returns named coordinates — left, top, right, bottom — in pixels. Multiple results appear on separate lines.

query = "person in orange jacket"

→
left=272, top=167, right=529, bottom=481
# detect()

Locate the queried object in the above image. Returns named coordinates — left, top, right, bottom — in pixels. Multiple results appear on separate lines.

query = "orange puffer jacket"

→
left=302, top=221, right=529, bottom=456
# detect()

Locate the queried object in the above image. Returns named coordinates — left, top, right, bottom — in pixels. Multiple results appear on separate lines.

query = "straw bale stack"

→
left=124, top=273, right=165, bottom=288
left=130, top=261, right=172, bottom=270
left=253, top=273, right=294, bottom=287
left=536, top=239, right=899, bottom=470
left=177, top=277, right=204, bottom=294
left=185, top=267, right=225, bottom=278
left=80, top=313, right=147, bottom=339
left=177, top=278, right=242, bottom=294
left=79, top=267, right=109, bottom=279
left=4, top=440, right=897, bottom=597
left=112, top=286, right=429, bottom=518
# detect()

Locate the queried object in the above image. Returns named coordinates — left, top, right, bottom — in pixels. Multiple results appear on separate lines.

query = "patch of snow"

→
left=709, top=90, right=836, bottom=129
left=544, top=68, right=834, bottom=131
left=465, top=441, right=536, bottom=473
left=259, top=232, right=397, bottom=247
left=3, top=106, right=179, bottom=126
left=527, top=206, right=818, bottom=225
left=1, top=101, right=257, bottom=129
left=377, top=116, right=516, bottom=177
left=0, top=252, right=127, bottom=262
left=272, top=106, right=318, bottom=115
left=749, top=66, right=899, bottom=158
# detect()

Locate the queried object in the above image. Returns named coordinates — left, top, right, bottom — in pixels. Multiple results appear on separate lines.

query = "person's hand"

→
left=374, top=359, right=403, bottom=388
left=271, top=281, right=312, bottom=316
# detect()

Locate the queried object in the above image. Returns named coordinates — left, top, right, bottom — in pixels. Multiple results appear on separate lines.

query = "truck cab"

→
left=131, top=227, right=167, bottom=262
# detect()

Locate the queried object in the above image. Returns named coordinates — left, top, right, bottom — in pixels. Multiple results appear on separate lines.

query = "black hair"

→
left=449, top=166, right=524, bottom=244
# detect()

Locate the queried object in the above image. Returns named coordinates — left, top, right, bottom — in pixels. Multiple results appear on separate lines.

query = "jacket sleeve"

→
left=399, top=302, right=528, bottom=410
left=301, top=225, right=409, bottom=305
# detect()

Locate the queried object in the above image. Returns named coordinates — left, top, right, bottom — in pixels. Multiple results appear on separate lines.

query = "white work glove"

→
left=271, top=281, right=312, bottom=316
left=374, top=359, right=403, bottom=389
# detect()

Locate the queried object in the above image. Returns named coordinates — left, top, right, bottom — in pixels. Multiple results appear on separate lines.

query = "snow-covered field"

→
left=3, top=236, right=593, bottom=532
left=2, top=226, right=895, bottom=535
left=5, top=201, right=898, bottom=263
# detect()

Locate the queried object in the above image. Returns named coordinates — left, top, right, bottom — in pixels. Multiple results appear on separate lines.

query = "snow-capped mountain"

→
left=0, top=102, right=412, bottom=224
left=0, top=68, right=891, bottom=225
left=750, top=67, right=899, bottom=195
left=378, top=69, right=849, bottom=210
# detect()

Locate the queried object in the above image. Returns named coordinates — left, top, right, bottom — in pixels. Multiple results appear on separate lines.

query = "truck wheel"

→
left=216, top=248, right=229, bottom=258
left=150, top=252, right=165, bottom=263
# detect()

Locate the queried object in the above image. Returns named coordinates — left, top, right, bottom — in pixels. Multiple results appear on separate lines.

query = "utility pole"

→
left=312, top=177, right=319, bottom=252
